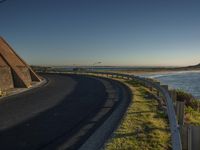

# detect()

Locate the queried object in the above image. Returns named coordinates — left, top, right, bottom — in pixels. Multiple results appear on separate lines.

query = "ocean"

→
left=141, top=71, right=200, bottom=98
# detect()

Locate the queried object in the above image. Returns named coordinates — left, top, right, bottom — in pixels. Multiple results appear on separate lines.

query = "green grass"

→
left=185, top=106, right=200, bottom=126
left=105, top=80, right=171, bottom=150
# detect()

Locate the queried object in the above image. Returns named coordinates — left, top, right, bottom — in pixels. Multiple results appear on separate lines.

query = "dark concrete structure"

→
left=0, top=37, right=41, bottom=90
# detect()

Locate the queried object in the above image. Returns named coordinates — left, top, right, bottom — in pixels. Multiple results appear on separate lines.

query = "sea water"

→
left=141, top=71, right=200, bottom=98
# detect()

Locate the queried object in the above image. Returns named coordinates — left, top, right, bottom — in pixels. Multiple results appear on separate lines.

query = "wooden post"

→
left=180, top=125, right=188, bottom=150
left=176, top=101, right=185, bottom=125
left=188, top=126, right=192, bottom=150
left=169, top=90, right=177, bottom=102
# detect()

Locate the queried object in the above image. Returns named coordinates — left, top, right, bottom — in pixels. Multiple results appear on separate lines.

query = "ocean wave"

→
left=140, top=70, right=200, bottom=79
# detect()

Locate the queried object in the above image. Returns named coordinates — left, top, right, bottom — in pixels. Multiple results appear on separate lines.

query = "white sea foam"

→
left=140, top=70, right=200, bottom=79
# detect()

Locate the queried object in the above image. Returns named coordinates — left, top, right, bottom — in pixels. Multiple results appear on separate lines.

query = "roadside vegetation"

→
left=0, top=89, right=6, bottom=97
left=105, top=79, right=171, bottom=150
left=175, top=89, right=200, bottom=125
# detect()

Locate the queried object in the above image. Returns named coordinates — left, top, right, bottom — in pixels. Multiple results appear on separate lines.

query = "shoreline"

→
left=109, top=69, right=200, bottom=76
left=110, top=69, right=200, bottom=99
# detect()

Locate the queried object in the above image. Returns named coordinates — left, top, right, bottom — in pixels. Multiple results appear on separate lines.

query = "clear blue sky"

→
left=1, top=0, right=200, bottom=66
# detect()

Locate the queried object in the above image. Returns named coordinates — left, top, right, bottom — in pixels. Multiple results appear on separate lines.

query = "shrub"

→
left=190, top=99, right=200, bottom=110
left=175, top=89, right=195, bottom=107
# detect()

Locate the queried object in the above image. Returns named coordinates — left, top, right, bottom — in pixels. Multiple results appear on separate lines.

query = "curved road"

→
left=0, top=74, right=128, bottom=150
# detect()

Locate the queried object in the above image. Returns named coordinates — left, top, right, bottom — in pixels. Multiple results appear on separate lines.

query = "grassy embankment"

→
left=105, top=79, right=171, bottom=150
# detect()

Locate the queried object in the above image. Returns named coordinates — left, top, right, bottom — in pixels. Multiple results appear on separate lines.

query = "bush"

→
left=190, top=99, right=200, bottom=110
left=175, top=89, right=195, bottom=107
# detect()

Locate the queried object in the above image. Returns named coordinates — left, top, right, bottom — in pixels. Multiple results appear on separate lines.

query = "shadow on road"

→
left=0, top=74, right=116, bottom=150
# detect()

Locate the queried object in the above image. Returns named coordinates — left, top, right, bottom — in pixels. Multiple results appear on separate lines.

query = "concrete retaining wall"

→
left=0, top=66, right=14, bottom=90
left=0, top=37, right=41, bottom=90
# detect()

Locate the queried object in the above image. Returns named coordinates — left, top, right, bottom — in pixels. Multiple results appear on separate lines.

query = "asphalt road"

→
left=0, top=74, right=126, bottom=150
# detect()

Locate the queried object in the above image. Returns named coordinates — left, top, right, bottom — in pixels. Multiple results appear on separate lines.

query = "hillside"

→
left=182, top=63, right=200, bottom=70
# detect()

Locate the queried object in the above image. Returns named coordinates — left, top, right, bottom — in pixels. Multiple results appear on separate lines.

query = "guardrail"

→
left=80, top=71, right=182, bottom=150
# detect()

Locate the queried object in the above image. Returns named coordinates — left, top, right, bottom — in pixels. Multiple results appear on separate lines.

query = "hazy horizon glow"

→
left=1, top=0, right=200, bottom=66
